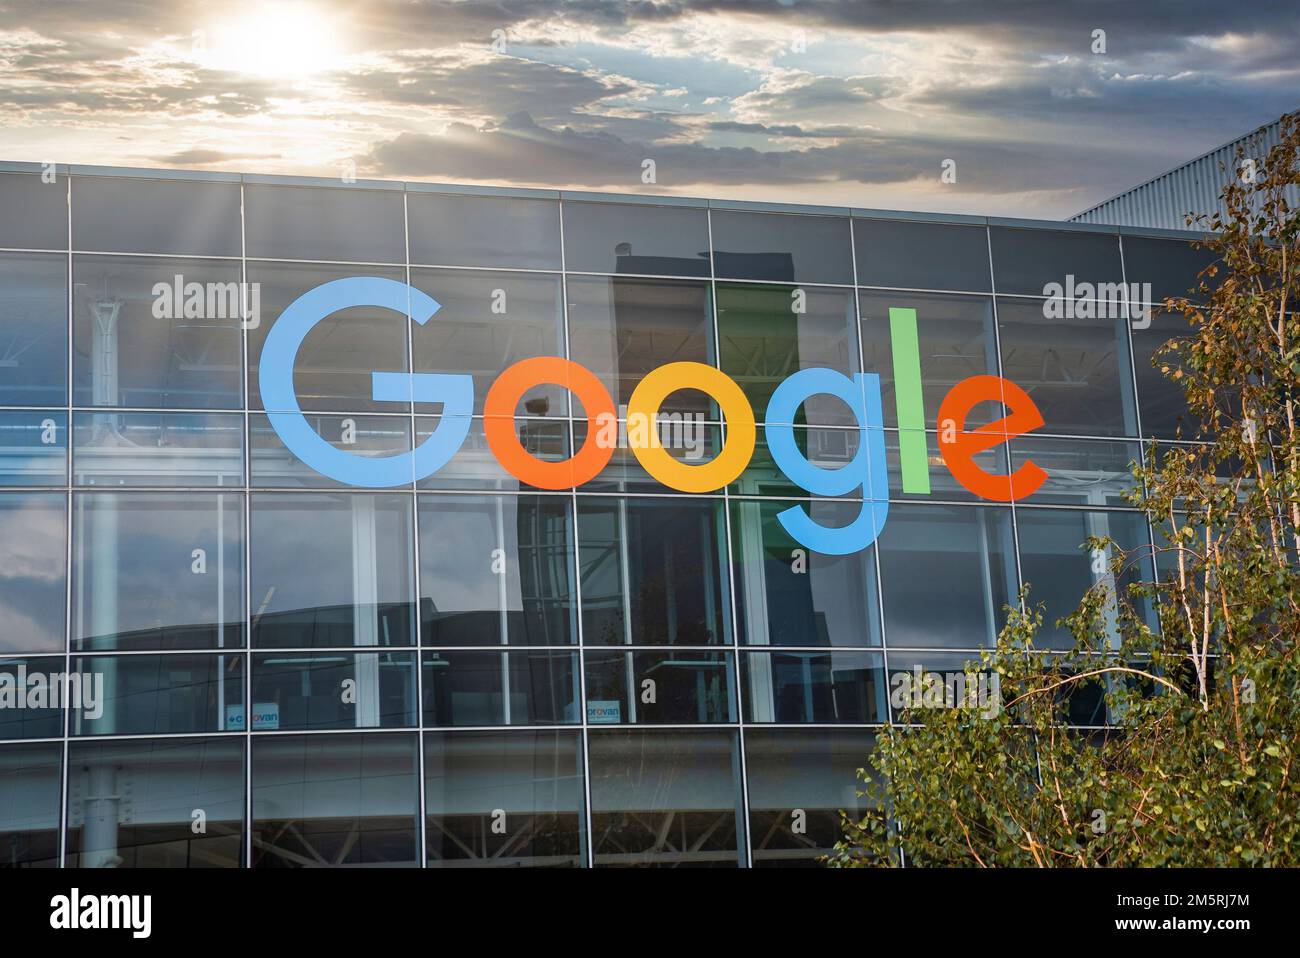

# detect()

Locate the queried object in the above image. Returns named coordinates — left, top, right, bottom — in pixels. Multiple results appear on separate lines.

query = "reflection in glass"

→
left=876, top=504, right=1017, bottom=648
left=419, top=494, right=576, bottom=646
left=0, top=656, right=63, bottom=740
left=0, top=742, right=61, bottom=867
left=71, top=176, right=242, bottom=257
left=578, top=497, right=729, bottom=646
left=0, top=411, right=66, bottom=486
left=424, top=730, right=583, bottom=867
left=72, top=255, right=244, bottom=410
left=854, top=218, right=990, bottom=292
left=417, top=417, right=569, bottom=492
left=730, top=498, right=880, bottom=647
left=252, top=651, right=415, bottom=730
left=73, top=492, right=243, bottom=651
left=731, top=425, right=863, bottom=499
left=251, top=413, right=411, bottom=488
left=71, top=653, right=244, bottom=736
left=0, top=253, right=68, bottom=406
left=421, top=651, right=578, bottom=726
left=580, top=420, right=722, bottom=495
left=1015, top=507, right=1157, bottom=650
left=710, top=210, right=853, bottom=285
left=243, top=184, right=405, bottom=263
left=716, top=283, right=858, bottom=425
left=562, top=201, right=710, bottom=276
left=584, top=650, right=736, bottom=724
left=1009, top=437, right=1141, bottom=507
left=741, top=650, right=886, bottom=723
left=250, top=493, right=414, bottom=648
left=247, top=262, right=408, bottom=412
left=883, top=428, right=1009, bottom=503
left=0, top=493, right=66, bottom=654
left=588, top=729, right=744, bottom=867
left=745, top=729, right=875, bottom=866
left=73, top=412, right=243, bottom=486
left=1132, top=308, right=1200, bottom=439
left=251, top=732, right=420, bottom=867
left=408, top=191, right=561, bottom=269
left=66, top=737, right=244, bottom=867
left=996, top=296, right=1138, bottom=437
left=567, top=276, right=715, bottom=415
left=411, top=268, right=565, bottom=415
left=858, top=291, right=999, bottom=429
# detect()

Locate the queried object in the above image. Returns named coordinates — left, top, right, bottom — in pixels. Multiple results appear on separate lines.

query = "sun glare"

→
left=204, top=3, right=340, bottom=80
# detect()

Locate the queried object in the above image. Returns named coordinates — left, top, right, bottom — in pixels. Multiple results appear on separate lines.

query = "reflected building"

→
left=0, top=162, right=1203, bottom=867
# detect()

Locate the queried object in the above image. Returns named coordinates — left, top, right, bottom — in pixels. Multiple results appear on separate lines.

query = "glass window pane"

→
left=1009, top=437, right=1141, bottom=507
left=1122, top=235, right=1219, bottom=305
left=424, top=730, right=583, bottom=868
left=584, top=650, right=735, bottom=724
left=876, top=503, right=1017, bottom=648
left=247, top=261, right=408, bottom=413
left=730, top=425, right=863, bottom=500
left=251, top=732, right=419, bottom=867
left=990, top=227, right=1123, bottom=297
left=580, top=419, right=723, bottom=496
left=0, top=173, right=67, bottom=250
left=251, top=413, right=411, bottom=488
left=0, top=656, right=64, bottom=740
left=1132, top=308, right=1199, bottom=439
left=419, top=494, right=576, bottom=646
left=578, top=497, right=730, bottom=646
left=66, top=736, right=244, bottom=867
left=71, top=176, right=241, bottom=257
left=72, top=255, right=243, bottom=409
left=1015, top=507, right=1156, bottom=650
left=566, top=276, right=714, bottom=415
left=741, top=650, right=886, bottom=723
left=711, top=210, right=852, bottom=285
left=251, top=651, right=416, bottom=730
left=243, top=184, right=405, bottom=263
left=0, top=252, right=68, bottom=406
left=996, top=295, right=1138, bottom=437
left=745, top=729, right=875, bottom=866
left=854, top=219, right=990, bottom=292
left=0, top=742, right=61, bottom=868
left=886, top=650, right=1004, bottom=720
left=70, top=653, right=243, bottom=736
left=562, top=201, right=710, bottom=277
left=0, top=493, right=66, bottom=654
left=882, top=428, right=1010, bottom=503
left=250, top=492, right=415, bottom=648
left=73, top=492, right=243, bottom=651
left=421, top=651, right=579, bottom=726
left=73, top=412, right=243, bottom=487
left=416, top=418, right=570, bottom=492
left=0, top=411, right=66, bottom=486
left=716, top=283, right=858, bottom=426
left=588, top=728, right=743, bottom=867
left=409, top=192, right=560, bottom=269
left=411, top=269, right=565, bottom=416
left=858, top=291, right=999, bottom=429
left=729, top=498, right=880, bottom=647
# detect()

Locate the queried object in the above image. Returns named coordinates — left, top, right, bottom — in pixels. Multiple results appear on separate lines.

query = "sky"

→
left=0, top=0, right=1296, bottom=219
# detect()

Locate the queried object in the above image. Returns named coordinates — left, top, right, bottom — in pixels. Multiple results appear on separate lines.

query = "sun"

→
left=203, top=3, right=340, bottom=80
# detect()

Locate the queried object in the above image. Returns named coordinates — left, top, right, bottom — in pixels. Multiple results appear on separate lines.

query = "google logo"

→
left=261, top=277, right=1049, bottom=555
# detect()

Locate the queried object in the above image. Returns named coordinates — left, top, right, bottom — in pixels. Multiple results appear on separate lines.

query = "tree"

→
left=829, top=113, right=1300, bottom=867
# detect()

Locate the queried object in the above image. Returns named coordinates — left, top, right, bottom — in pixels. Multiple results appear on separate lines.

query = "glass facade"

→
left=0, top=166, right=1209, bottom=868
